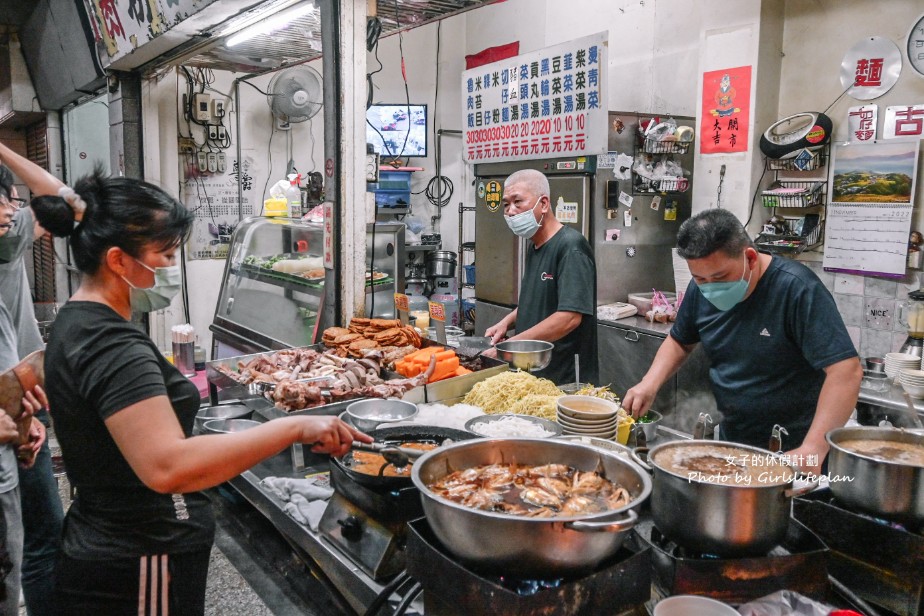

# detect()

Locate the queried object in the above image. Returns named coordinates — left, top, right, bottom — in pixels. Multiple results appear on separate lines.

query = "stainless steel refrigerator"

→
left=472, top=112, right=694, bottom=334
left=473, top=156, right=593, bottom=333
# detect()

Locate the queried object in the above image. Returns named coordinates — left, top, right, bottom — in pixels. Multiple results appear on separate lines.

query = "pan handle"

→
left=629, top=447, right=651, bottom=472
left=784, top=476, right=819, bottom=498
left=564, top=509, right=638, bottom=533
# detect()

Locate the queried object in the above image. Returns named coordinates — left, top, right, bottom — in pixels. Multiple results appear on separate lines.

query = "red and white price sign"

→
left=428, top=301, right=446, bottom=322
left=429, top=301, right=447, bottom=345
left=394, top=293, right=410, bottom=326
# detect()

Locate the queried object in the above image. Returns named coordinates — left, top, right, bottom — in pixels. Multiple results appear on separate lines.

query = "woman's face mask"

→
left=504, top=196, right=545, bottom=239
left=697, top=253, right=753, bottom=311
left=121, top=257, right=182, bottom=312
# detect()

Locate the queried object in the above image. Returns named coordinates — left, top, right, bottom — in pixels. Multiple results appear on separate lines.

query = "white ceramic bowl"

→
left=898, top=368, right=924, bottom=383
left=901, top=381, right=924, bottom=399
left=557, top=395, right=621, bottom=421
left=559, top=423, right=618, bottom=437
left=555, top=411, right=620, bottom=427
left=556, top=418, right=620, bottom=434
left=653, top=595, right=738, bottom=616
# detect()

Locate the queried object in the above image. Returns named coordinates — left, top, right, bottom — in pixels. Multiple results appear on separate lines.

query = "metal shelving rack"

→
left=458, top=202, right=476, bottom=331
left=756, top=145, right=830, bottom=256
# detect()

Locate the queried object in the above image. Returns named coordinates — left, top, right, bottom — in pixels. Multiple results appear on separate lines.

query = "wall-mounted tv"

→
left=366, top=104, right=428, bottom=158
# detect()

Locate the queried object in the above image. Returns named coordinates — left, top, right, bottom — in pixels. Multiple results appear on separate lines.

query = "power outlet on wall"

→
left=216, top=126, right=226, bottom=141
left=207, top=125, right=218, bottom=140
left=211, top=99, right=225, bottom=119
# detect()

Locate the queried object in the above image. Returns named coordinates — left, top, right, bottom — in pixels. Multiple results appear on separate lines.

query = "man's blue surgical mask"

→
left=698, top=253, right=753, bottom=311
left=121, top=258, right=182, bottom=312
left=505, top=196, right=545, bottom=239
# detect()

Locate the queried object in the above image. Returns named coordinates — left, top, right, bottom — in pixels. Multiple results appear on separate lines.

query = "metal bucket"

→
left=426, top=251, right=457, bottom=278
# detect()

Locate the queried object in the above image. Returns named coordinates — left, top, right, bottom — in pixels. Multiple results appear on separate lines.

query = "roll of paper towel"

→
left=672, top=249, right=693, bottom=295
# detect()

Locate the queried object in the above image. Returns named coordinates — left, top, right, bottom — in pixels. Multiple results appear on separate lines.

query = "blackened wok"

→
left=332, top=425, right=475, bottom=491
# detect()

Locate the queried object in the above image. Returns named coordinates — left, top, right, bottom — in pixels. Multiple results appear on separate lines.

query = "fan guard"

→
left=267, top=65, right=323, bottom=123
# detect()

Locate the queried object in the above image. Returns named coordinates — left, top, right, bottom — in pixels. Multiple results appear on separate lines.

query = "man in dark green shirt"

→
left=485, top=169, right=598, bottom=385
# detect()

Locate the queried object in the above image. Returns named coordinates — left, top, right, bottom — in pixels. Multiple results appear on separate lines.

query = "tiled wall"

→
left=801, top=260, right=922, bottom=359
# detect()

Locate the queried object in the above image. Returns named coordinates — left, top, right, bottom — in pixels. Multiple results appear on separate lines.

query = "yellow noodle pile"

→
left=463, top=371, right=563, bottom=419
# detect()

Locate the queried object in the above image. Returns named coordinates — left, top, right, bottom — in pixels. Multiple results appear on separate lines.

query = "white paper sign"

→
left=847, top=105, right=878, bottom=142
left=462, top=32, right=609, bottom=162
left=618, top=191, right=633, bottom=207
left=182, top=153, right=256, bottom=260
left=555, top=197, right=578, bottom=223
left=597, top=152, right=618, bottom=169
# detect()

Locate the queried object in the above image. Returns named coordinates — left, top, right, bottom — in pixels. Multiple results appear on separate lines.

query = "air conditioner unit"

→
left=0, top=35, right=44, bottom=128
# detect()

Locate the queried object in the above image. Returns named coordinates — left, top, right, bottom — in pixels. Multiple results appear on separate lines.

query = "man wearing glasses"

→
left=0, top=165, right=63, bottom=616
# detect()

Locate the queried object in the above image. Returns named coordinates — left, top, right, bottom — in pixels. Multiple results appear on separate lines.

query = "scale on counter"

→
left=596, top=302, right=638, bottom=321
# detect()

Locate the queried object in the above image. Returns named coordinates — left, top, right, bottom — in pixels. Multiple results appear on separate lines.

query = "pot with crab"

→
left=410, top=438, right=650, bottom=576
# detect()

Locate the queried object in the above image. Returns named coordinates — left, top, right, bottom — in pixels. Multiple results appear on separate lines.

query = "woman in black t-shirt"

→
left=0, top=142, right=372, bottom=615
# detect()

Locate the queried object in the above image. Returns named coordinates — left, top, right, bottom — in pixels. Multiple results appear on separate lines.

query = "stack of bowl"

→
left=897, top=368, right=924, bottom=398
left=884, top=352, right=920, bottom=378
left=556, top=395, right=625, bottom=439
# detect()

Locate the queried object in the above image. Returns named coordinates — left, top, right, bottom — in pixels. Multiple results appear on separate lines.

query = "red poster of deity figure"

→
left=700, top=66, right=752, bottom=154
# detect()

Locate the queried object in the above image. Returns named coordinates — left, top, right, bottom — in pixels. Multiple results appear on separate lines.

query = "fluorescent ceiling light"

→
left=227, top=3, right=317, bottom=48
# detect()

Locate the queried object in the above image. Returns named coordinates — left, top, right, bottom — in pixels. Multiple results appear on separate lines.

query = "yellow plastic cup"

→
left=616, top=417, right=634, bottom=444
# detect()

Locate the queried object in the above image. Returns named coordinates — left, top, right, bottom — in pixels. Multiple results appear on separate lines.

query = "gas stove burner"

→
left=809, top=490, right=924, bottom=536
left=648, top=525, right=793, bottom=560
left=405, top=518, right=651, bottom=616
left=637, top=518, right=829, bottom=605
left=794, top=488, right=924, bottom=615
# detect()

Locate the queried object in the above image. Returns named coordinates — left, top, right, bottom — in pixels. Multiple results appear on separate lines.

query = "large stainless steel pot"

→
left=425, top=251, right=457, bottom=278
left=411, top=438, right=650, bottom=576
left=640, top=440, right=813, bottom=556
left=826, top=426, right=924, bottom=525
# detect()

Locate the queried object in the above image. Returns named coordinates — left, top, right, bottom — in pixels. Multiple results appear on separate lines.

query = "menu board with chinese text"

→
left=461, top=32, right=608, bottom=163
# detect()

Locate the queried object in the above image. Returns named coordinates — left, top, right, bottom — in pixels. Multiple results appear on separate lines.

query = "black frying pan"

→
left=332, top=425, right=475, bottom=491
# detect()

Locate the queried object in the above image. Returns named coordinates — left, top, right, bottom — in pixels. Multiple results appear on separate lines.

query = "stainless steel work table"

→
left=226, top=451, right=388, bottom=614
left=856, top=381, right=924, bottom=427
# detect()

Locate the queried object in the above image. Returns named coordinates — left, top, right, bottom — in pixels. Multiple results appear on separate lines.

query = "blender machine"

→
left=898, top=290, right=924, bottom=358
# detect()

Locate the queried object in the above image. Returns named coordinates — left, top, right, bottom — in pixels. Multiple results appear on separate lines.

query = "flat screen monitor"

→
left=366, top=104, right=427, bottom=158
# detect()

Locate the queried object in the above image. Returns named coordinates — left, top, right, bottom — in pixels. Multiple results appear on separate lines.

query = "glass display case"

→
left=210, top=217, right=405, bottom=357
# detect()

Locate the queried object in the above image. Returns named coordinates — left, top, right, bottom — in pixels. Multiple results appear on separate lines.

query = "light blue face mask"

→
left=121, top=258, right=182, bottom=313
left=504, top=196, right=545, bottom=239
left=698, top=253, right=753, bottom=311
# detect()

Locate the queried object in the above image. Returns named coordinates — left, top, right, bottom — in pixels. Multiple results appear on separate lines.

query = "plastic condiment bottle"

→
left=285, top=174, right=302, bottom=219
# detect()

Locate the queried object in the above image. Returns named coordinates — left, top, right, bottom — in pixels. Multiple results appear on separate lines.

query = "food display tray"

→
left=234, top=264, right=393, bottom=291
left=205, top=344, right=510, bottom=420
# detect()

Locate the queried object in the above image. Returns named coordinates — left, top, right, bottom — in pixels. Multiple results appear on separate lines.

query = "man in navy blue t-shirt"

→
left=623, top=209, right=861, bottom=473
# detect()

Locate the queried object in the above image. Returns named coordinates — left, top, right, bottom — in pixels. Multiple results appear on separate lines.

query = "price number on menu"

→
left=394, top=293, right=410, bottom=312
left=428, top=301, right=446, bottom=322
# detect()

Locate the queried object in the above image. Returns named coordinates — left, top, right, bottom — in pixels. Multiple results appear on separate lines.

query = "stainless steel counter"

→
left=856, top=382, right=924, bottom=428
left=227, top=454, right=387, bottom=614
left=597, top=314, right=675, bottom=337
